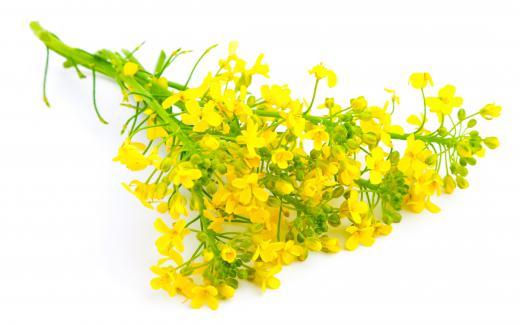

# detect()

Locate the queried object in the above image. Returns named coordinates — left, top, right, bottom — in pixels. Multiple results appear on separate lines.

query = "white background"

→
left=1, top=0, right=520, bottom=324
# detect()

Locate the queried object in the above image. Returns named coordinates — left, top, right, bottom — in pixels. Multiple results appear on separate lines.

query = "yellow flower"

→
left=123, top=180, right=167, bottom=208
left=365, top=147, right=391, bottom=185
left=236, top=119, right=266, bottom=156
left=426, top=84, right=463, bottom=116
left=479, top=103, right=501, bottom=120
left=409, top=72, right=433, bottom=89
left=220, top=245, right=237, bottom=263
left=320, top=236, right=341, bottom=253
left=146, top=115, right=168, bottom=140
left=275, top=180, right=294, bottom=195
left=219, top=285, right=235, bottom=299
left=254, top=262, right=282, bottom=291
left=253, top=240, right=284, bottom=263
left=154, top=218, right=190, bottom=253
left=339, top=190, right=369, bottom=224
left=123, top=61, right=139, bottom=76
left=168, top=192, right=189, bottom=219
left=231, top=173, right=269, bottom=205
left=280, top=240, right=305, bottom=264
left=373, top=221, right=392, bottom=237
left=305, top=125, right=329, bottom=150
left=260, top=84, right=292, bottom=108
left=318, top=97, right=342, bottom=115
left=190, top=285, right=219, bottom=310
left=398, top=135, right=431, bottom=178
left=150, top=265, right=177, bottom=297
left=271, top=149, right=293, bottom=169
left=309, top=63, right=337, bottom=87
left=113, top=139, right=150, bottom=171
left=345, top=221, right=375, bottom=251
left=170, top=162, right=202, bottom=189
left=200, top=134, right=220, bottom=150
left=350, top=96, right=368, bottom=112
left=339, top=159, right=361, bottom=186
left=181, top=100, right=222, bottom=132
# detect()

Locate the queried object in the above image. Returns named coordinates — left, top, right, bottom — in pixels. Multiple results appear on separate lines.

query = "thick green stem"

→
left=30, top=21, right=196, bottom=148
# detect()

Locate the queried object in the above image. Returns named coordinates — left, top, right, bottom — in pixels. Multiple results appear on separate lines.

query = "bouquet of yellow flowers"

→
left=31, top=22, right=501, bottom=310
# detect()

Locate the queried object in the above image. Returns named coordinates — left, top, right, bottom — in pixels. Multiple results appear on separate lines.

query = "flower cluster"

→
left=31, top=22, right=501, bottom=310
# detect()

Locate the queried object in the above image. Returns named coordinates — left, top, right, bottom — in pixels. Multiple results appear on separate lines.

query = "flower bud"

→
left=467, top=119, right=477, bottom=128
left=479, top=103, right=501, bottom=120
left=160, top=157, right=173, bottom=172
left=190, top=154, right=201, bottom=165
left=437, top=126, right=448, bottom=136
left=483, top=137, right=499, bottom=149
left=443, top=175, right=456, bottom=194
left=346, top=139, right=359, bottom=150
left=246, top=95, right=256, bottom=107
left=332, top=186, right=344, bottom=198
left=456, top=175, right=469, bottom=189
left=457, top=108, right=466, bottom=121
left=362, top=132, right=378, bottom=146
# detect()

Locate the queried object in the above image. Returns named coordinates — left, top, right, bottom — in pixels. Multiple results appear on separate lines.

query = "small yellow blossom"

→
left=254, top=262, right=282, bottom=291
left=219, top=285, right=235, bottom=299
left=231, top=173, right=269, bottom=205
left=479, top=103, right=501, bottom=120
left=113, top=139, right=150, bottom=171
left=280, top=240, right=305, bottom=265
left=345, top=221, right=375, bottom=251
left=170, top=162, right=202, bottom=189
left=123, top=61, right=139, bottom=76
left=305, top=125, right=329, bottom=150
left=154, top=218, right=190, bottom=253
left=309, top=63, right=337, bottom=87
left=200, top=134, right=220, bottom=150
left=409, top=72, right=433, bottom=89
left=168, top=192, right=189, bottom=219
left=350, top=96, right=368, bottom=112
left=275, top=180, right=294, bottom=195
left=181, top=100, right=222, bottom=132
left=190, top=285, right=219, bottom=310
left=366, top=147, right=391, bottom=185
left=220, top=245, right=237, bottom=263
left=253, top=240, right=284, bottom=263
left=426, top=84, right=463, bottom=116
left=340, top=190, right=369, bottom=224
left=150, top=265, right=177, bottom=297
left=236, top=119, right=266, bottom=156
left=271, top=149, right=293, bottom=169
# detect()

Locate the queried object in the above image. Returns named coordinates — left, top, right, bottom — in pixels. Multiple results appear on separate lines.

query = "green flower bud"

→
left=457, top=108, right=466, bottom=121
left=190, top=154, right=201, bottom=165
left=296, top=169, right=305, bottom=181
left=465, top=157, right=477, bottom=166
left=346, top=138, right=359, bottom=150
left=206, top=182, right=217, bottom=194
left=310, top=149, right=321, bottom=159
left=483, top=137, right=500, bottom=149
left=389, top=151, right=400, bottom=165
left=362, top=132, right=378, bottom=145
left=216, top=163, right=227, bottom=174
left=456, top=175, right=469, bottom=189
left=160, top=157, right=173, bottom=172
left=327, top=213, right=341, bottom=227
left=332, top=186, right=344, bottom=198
left=467, top=119, right=477, bottom=128
left=437, top=126, right=448, bottom=136
left=443, top=175, right=456, bottom=194
left=246, top=95, right=256, bottom=107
